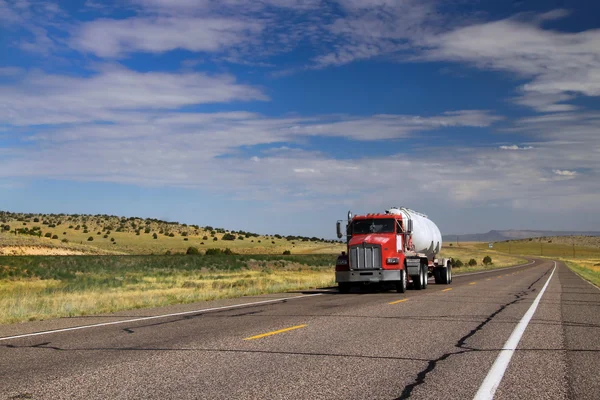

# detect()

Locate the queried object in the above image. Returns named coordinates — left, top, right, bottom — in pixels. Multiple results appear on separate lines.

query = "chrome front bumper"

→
left=336, top=270, right=401, bottom=283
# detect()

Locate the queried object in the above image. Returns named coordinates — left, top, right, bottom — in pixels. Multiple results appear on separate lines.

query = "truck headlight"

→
left=386, top=257, right=399, bottom=264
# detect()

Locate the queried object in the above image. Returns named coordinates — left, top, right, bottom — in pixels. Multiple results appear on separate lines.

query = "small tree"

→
left=52, top=234, right=59, bottom=239
left=283, top=250, right=291, bottom=255
left=61, top=238, right=68, bottom=243
left=468, top=259, right=477, bottom=266
left=205, top=248, right=221, bottom=255
left=153, top=233, right=158, bottom=239
left=87, top=236, right=94, bottom=241
left=483, top=256, right=492, bottom=265
left=184, top=238, right=189, bottom=241
left=202, top=236, right=208, bottom=240
left=453, top=259, right=464, bottom=268
left=44, top=232, right=52, bottom=238
left=186, top=246, right=200, bottom=255
left=213, top=237, right=218, bottom=241
left=110, top=237, right=115, bottom=242
left=222, top=233, right=236, bottom=241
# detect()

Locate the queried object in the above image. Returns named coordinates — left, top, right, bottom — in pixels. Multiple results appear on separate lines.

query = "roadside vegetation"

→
left=472, top=237, right=600, bottom=287
left=440, top=242, right=527, bottom=273
left=0, top=254, right=336, bottom=324
left=0, top=211, right=344, bottom=256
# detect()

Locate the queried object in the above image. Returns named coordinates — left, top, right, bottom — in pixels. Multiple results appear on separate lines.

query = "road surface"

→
left=1, top=258, right=599, bottom=399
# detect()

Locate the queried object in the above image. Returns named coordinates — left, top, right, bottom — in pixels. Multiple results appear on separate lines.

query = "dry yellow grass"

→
left=0, top=268, right=335, bottom=325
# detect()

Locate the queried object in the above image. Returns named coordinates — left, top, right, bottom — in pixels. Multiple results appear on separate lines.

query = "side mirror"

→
left=406, top=219, right=413, bottom=233
left=336, top=221, right=343, bottom=239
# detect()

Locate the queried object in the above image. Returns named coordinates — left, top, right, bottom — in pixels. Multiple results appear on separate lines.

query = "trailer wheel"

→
left=440, top=264, right=452, bottom=284
left=397, top=270, right=407, bottom=293
left=422, top=265, right=428, bottom=289
left=434, top=268, right=442, bottom=284
left=412, top=267, right=423, bottom=290
left=339, top=283, right=351, bottom=294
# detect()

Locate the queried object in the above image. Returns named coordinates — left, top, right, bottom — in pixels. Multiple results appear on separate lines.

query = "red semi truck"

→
left=335, top=207, right=452, bottom=293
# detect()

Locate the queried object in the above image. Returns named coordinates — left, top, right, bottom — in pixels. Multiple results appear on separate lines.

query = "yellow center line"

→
left=441, top=288, right=452, bottom=292
left=389, top=299, right=408, bottom=305
left=243, top=324, right=307, bottom=340
left=469, top=282, right=476, bottom=285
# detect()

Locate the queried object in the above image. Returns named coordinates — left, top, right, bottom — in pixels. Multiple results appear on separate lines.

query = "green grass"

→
left=440, top=243, right=527, bottom=273
left=0, top=254, right=337, bottom=324
left=474, top=237, right=600, bottom=287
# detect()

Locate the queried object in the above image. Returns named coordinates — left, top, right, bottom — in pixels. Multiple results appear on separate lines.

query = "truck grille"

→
left=350, top=244, right=382, bottom=270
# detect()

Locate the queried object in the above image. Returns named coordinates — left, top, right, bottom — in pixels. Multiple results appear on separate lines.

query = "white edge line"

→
left=473, top=261, right=556, bottom=400
left=0, top=293, right=323, bottom=342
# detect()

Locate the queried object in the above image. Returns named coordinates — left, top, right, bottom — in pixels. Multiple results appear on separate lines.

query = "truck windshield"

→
left=352, top=219, right=395, bottom=234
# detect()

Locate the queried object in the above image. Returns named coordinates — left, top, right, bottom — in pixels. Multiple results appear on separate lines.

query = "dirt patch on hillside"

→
left=0, top=246, right=89, bottom=256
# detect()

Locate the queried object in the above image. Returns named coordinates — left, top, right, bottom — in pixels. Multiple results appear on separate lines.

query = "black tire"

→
left=434, top=268, right=442, bottom=284
left=397, top=270, right=407, bottom=293
left=412, top=267, right=423, bottom=290
left=422, top=265, right=428, bottom=289
left=339, top=283, right=351, bottom=294
left=448, top=264, right=453, bottom=284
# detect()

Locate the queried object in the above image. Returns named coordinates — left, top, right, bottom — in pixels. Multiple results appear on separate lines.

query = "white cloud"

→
left=421, top=14, right=600, bottom=111
left=553, top=169, right=577, bottom=177
left=499, top=145, right=533, bottom=150
left=0, top=66, right=267, bottom=125
left=72, top=16, right=264, bottom=57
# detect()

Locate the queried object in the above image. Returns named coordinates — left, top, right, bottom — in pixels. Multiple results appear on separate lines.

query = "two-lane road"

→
left=1, top=259, right=599, bottom=399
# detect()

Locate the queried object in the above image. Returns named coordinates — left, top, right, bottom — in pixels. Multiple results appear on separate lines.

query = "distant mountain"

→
left=442, top=230, right=600, bottom=243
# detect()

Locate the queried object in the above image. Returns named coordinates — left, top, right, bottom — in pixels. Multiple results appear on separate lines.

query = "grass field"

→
left=0, top=254, right=337, bottom=324
left=475, top=238, right=600, bottom=287
left=0, top=211, right=344, bottom=256
left=441, top=243, right=527, bottom=273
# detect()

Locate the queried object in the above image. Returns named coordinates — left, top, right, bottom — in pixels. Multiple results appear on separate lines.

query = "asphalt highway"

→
left=1, top=258, right=599, bottom=399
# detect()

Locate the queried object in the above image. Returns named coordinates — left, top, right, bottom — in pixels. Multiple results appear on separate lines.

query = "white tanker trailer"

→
left=335, top=207, right=452, bottom=293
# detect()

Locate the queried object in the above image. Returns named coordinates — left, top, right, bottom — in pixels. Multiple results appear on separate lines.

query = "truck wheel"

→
left=422, top=265, right=428, bottom=289
left=448, top=265, right=453, bottom=284
left=440, top=264, right=452, bottom=284
left=339, top=283, right=351, bottom=294
left=433, top=268, right=442, bottom=284
left=397, top=270, right=407, bottom=293
left=412, top=268, right=423, bottom=290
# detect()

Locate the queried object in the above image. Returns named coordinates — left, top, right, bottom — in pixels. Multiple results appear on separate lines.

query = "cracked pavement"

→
left=1, top=259, right=599, bottom=399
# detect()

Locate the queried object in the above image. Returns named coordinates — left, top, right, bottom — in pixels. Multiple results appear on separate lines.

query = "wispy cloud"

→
left=421, top=12, right=600, bottom=112
left=0, top=65, right=268, bottom=125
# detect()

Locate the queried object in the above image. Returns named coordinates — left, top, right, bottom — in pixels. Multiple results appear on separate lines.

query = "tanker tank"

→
left=386, top=207, right=442, bottom=260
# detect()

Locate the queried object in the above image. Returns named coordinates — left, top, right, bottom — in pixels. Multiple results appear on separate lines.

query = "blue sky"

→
left=1, top=0, right=599, bottom=237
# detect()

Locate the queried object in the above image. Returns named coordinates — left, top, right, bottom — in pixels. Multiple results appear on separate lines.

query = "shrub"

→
left=202, top=236, right=208, bottom=240
left=483, top=256, right=492, bottom=265
left=453, top=259, right=463, bottom=267
left=103, top=234, right=108, bottom=238
left=165, top=250, right=172, bottom=255
left=258, top=240, right=261, bottom=243
left=110, top=237, right=115, bottom=242
left=145, top=227, right=151, bottom=234
left=61, top=238, right=68, bottom=243
left=153, top=233, right=158, bottom=239
left=52, top=235, right=59, bottom=239
left=238, top=236, right=244, bottom=240
left=83, top=229, right=89, bottom=234
left=44, top=232, right=52, bottom=238
left=181, top=232, right=188, bottom=237
left=213, top=237, right=218, bottom=241
left=200, top=242, right=204, bottom=245
left=2, top=225, right=9, bottom=231
left=283, top=250, right=291, bottom=255
left=33, top=218, right=39, bottom=222
left=205, top=248, right=221, bottom=255
left=169, top=233, right=175, bottom=237
left=223, top=248, right=234, bottom=255
left=468, top=259, right=477, bottom=266
left=68, top=225, right=73, bottom=229
left=186, top=246, right=200, bottom=255
left=87, top=236, right=94, bottom=241
left=271, top=241, right=275, bottom=244
left=184, top=238, right=188, bottom=241
left=222, top=233, right=236, bottom=241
